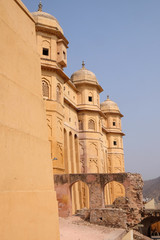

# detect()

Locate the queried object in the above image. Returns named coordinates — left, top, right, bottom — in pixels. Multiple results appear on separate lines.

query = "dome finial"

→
left=38, top=1, right=43, bottom=11
left=107, top=95, right=109, bottom=100
left=82, top=60, right=85, bottom=69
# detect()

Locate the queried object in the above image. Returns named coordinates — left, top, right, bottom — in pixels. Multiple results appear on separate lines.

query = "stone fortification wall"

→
left=0, top=0, right=60, bottom=239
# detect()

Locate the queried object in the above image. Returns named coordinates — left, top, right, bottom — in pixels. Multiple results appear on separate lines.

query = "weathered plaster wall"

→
left=90, top=208, right=127, bottom=228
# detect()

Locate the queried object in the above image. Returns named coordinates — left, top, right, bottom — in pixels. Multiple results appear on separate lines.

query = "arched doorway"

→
left=71, top=181, right=89, bottom=215
left=104, top=181, right=125, bottom=205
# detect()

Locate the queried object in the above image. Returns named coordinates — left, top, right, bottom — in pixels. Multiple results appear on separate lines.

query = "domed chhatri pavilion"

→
left=32, top=3, right=125, bottom=211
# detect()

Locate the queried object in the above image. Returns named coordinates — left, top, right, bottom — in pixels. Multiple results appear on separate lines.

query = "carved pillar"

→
left=69, top=132, right=73, bottom=173
left=64, top=129, right=69, bottom=173
left=75, top=135, right=80, bottom=173
left=71, top=134, right=76, bottom=173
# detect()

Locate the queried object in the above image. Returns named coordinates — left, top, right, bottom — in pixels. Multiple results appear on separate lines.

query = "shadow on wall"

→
left=71, top=181, right=89, bottom=214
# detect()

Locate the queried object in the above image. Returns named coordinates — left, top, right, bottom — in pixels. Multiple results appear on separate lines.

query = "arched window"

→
left=113, top=119, right=116, bottom=127
left=88, top=119, right=95, bottom=130
left=56, top=84, right=61, bottom=103
left=113, top=138, right=118, bottom=147
left=88, top=92, right=93, bottom=103
left=42, top=80, right=49, bottom=98
left=42, top=40, right=50, bottom=58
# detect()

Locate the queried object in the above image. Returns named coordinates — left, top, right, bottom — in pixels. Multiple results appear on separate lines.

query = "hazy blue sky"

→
left=22, top=0, right=160, bottom=180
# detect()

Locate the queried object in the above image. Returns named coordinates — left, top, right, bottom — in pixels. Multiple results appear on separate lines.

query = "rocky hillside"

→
left=143, top=176, right=160, bottom=203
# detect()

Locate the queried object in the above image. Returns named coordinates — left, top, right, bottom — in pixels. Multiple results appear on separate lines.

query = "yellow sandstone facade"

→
left=0, top=0, right=132, bottom=239
left=32, top=4, right=125, bottom=209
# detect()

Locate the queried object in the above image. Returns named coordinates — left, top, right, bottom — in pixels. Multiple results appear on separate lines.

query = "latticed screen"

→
left=88, top=119, right=95, bottom=130
left=56, top=85, right=61, bottom=102
left=42, top=80, right=49, bottom=98
left=78, top=120, right=83, bottom=130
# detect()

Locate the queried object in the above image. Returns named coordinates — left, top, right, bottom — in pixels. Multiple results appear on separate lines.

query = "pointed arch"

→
left=56, top=83, right=62, bottom=103
left=88, top=91, right=93, bottom=103
left=42, top=79, right=50, bottom=98
left=104, top=181, right=125, bottom=205
left=88, top=119, right=96, bottom=130
left=42, top=40, right=51, bottom=58
left=71, top=180, right=89, bottom=214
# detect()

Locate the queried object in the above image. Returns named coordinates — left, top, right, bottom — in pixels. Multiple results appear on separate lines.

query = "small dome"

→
left=32, top=7, right=63, bottom=34
left=32, top=11, right=57, bottom=21
left=101, top=96, right=120, bottom=114
left=71, top=62, right=98, bottom=84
